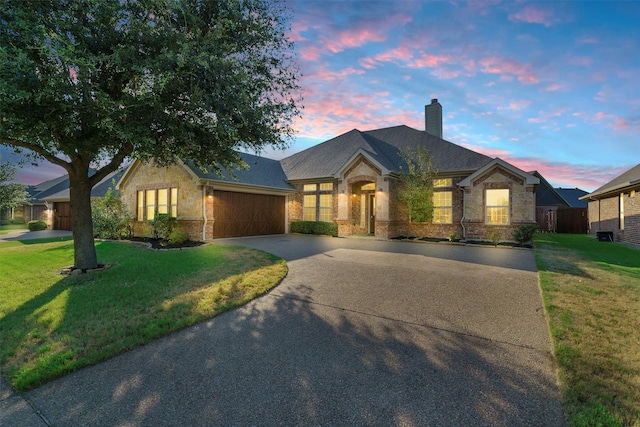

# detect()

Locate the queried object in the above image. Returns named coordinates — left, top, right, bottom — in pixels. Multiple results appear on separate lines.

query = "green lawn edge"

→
left=533, top=233, right=640, bottom=427
left=0, top=240, right=287, bottom=390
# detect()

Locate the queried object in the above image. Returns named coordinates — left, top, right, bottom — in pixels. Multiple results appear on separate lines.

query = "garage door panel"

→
left=212, top=191, right=285, bottom=238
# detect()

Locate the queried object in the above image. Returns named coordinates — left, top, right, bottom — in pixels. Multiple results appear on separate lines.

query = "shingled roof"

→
left=186, top=152, right=295, bottom=191
left=280, top=125, right=493, bottom=181
left=582, top=163, right=640, bottom=199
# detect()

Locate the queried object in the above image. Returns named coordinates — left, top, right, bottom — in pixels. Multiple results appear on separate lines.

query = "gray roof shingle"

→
left=186, top=152, right=295, bottom=191
left=584, top=163, right=640, bottom=199
left=280, top=125, right=493, bottom=180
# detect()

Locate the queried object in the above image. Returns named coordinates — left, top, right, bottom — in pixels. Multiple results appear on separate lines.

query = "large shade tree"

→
left=0, top=0, right=301, bottom=269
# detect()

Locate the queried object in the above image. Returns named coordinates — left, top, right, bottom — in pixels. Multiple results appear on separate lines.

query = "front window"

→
left=319, top=194, right=333, bottom=222
left=434, top=178, right=452, bottom=188
left=303, top=194, right=316, bottom=221
left=302, top=183, right=333, bottom=222
left=137, top=187, right=178, bottom=221
left=433, top=191, right=452, bottom=223
left=486, top=189, right=509, bottom=225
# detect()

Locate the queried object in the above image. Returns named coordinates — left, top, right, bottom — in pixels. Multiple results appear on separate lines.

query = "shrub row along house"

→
left=116, top=100, right=540, bottom=242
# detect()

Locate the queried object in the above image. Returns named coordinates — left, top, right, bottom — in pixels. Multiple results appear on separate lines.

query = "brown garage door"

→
left=212, top=190, right=285, bottom=238
left=54, top=202, right=72, bottom=230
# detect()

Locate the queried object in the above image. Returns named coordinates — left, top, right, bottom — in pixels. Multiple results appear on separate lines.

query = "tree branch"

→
left=0, top=137, right=71, bottom=172
left=88, top=143, right=135, bottom=187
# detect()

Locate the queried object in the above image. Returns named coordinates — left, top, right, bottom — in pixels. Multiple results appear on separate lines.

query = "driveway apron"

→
left=21, top=235, right=565, bottom=426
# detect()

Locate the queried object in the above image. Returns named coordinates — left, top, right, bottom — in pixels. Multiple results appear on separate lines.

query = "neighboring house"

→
left=580, top=163, right=640, bottom=245
left=532, top=171, right=588, bottom=233
left=118, top=102, right=541, bottom=242
left=5, top=170, right=124, bottom=230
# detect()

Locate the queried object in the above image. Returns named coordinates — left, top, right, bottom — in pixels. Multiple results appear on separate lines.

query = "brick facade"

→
left=587, top=189, right=640, bottom=245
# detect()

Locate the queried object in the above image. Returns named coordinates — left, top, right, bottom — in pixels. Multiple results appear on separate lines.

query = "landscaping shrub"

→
left=167, top=228, right=190, bottom=246
left=512, top=224, right=538, bottom=246
left=10, top=217, right=25, bottom=224
left=290, top=221, right=337, bottom=236
left=146, top=213, right=177, bottom=241
left=92, top=186, right=132, bottom=239
left=27, top=220, right=47, bottom=231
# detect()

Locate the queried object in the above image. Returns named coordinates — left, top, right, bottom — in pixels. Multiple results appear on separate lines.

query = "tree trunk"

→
left=68, top=172, right=98, bottom=270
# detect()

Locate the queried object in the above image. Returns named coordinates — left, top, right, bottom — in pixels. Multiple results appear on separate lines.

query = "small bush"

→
left=146, top=214, right=177, bottom=241
left=27, top=220, right=47, bottom=231
left=512, top=224, right=538, bottom=246
left=92, top=186, right=132, bottom=239
left=290, top=221, right=337, bottom=236
left=10, top=217, right=26, bottom=224
left=167, top=228, right=190, bottom=245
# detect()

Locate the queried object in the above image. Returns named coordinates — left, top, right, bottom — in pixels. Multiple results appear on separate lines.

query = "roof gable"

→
left=458, top=158, right=539, bottom=187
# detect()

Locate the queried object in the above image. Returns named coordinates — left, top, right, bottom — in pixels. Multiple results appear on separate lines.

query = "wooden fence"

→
left=536, top=207, right=588, bottom=234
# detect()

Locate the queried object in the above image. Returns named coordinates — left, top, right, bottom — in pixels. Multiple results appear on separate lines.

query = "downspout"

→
left=460, top=187, right=466, bottom=240
left=202, top=185, right=208, bottom=241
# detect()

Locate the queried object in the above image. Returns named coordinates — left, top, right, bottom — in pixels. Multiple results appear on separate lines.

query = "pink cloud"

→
left=409, top=52, right=451, bottom=68
left=509, top=6, right=556, bottom=27
left=498, top=100, right=531, bottom=111
left=545, top=83, right=562, bottom=92
left=359, top=45, right=414, bottom=69
left=478, top=56, right=539, bottom=84
left=305, top=66, right=365, bottom=82
left=300, top=45, right=322, bottom=61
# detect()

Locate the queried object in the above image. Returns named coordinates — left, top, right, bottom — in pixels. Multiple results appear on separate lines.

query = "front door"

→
left=368, top=194, right=376, bottom=234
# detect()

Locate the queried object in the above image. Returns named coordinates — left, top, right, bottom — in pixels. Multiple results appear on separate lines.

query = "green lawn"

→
left=534, top=233, right=640, bottom=427
left=0, top=238, right=287, bottom=390
left=0, top=224, right=28, bottom=235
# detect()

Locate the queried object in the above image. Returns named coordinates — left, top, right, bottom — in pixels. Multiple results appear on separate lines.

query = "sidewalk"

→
left=1, top=378, right=47, bottom=426
left=0, top=229, right=72, bottom=242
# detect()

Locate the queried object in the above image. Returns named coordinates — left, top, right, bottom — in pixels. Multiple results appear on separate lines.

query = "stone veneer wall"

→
left=461, top=167, right=537, bottom=241
left=120, top=160, right=205, bottom=241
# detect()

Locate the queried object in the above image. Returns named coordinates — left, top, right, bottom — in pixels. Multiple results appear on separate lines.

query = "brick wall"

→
left=588, top=189, right=640, bottom=245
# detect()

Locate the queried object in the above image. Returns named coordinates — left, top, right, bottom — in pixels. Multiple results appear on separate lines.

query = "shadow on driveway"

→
left=23, top=234, right=564, bottom=426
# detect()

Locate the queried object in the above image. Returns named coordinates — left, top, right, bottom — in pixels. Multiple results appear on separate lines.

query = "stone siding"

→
left=119, top=160, right=204, bottom=241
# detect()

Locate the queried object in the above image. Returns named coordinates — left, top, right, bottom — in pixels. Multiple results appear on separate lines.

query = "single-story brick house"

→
left=580, top=163, right=640, bottom=245
left=117, top=104, right=540, bottom=242
left=3, top=170, right=123, bottom=230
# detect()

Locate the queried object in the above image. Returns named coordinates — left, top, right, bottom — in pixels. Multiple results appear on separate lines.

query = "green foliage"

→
left=0, top=156, right=28, bottom=212
left=0, top=239, right=286, bottom=390
left=290, top=221, right=338, bottom=236
left=167, top=228, right=190, bottom=246
left=146, top=214, right=177, bottom=241
left=488, top=228, right=502, bottom=246
left=91, top=185, right=131, bottom=239
left=27, top=220, right=47, bottom=231
left=395, top=146, right=438, bottom=223
left=0, top=0, right=301, bottom=268
left=512, top=223, right=538, bottom=246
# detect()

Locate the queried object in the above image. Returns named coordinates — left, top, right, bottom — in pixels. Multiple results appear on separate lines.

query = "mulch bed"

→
left=127, top=237, right=205, bottom=250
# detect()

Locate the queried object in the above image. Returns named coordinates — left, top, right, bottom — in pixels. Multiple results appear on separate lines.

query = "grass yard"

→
left=0, top=224, right=27, bottom=234
left=534, top=233, right=640, bottom=427
left=0, top=238, right=287, bottom=391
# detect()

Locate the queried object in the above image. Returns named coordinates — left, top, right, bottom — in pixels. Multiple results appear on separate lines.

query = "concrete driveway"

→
left=14, top=234, right=564, bottom=426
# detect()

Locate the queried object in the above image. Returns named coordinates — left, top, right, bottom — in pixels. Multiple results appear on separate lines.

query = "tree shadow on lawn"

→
left=0, top=241, right=284, bottom=391
left=24, top=285, right=567, bottom=426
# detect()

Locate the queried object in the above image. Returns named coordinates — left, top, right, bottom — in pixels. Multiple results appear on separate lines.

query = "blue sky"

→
left=4, top=0, right=639, bottom=191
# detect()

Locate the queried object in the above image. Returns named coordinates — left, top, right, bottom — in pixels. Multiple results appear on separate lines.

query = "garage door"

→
left=212, top=190, right=285, bottom=238
left=54, top=202, right=72, bottom=230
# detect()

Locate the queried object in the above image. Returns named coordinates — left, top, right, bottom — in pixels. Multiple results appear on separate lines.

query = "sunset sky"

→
left=4, top=0, right=639, bottom=192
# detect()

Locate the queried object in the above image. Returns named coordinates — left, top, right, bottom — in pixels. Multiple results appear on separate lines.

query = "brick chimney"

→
left=425, top=98, right=442, bottom=138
